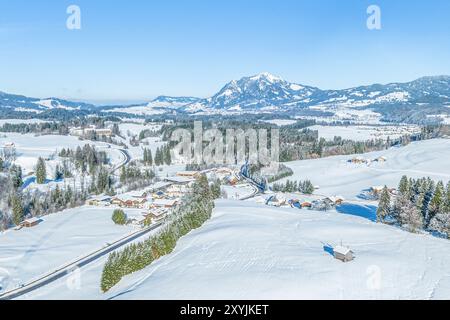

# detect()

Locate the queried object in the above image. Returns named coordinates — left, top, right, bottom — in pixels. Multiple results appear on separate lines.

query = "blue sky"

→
left=0, top=0, right=449, bottom=104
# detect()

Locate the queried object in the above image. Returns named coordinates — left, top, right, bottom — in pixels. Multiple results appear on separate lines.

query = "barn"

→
left=21, top=217, right=41, bottom=228
left=333, top=246, right=354, bottom=262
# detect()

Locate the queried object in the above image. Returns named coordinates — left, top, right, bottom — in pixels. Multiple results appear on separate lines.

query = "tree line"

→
left=377, top=176, right=450, bottom=237
left=100, top=175, right=216, bottom=292
left=271, top=179, right=315, bottom=194
left=119, top=162, right=156, bottom=192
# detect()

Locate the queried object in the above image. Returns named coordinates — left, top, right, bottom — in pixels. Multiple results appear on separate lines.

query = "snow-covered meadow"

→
left=0, top=206, right=145, bottom=293
left=3, top=138, right=450, bottom=300
left=113, top=122, right=166, bottom=160
left=278, top=139, right=450, bottom=200
left=307, top=125, right=421, bottom=142
left=0, top=133, right=123, bottom=174
left=97, top=200, right=450, bottom=300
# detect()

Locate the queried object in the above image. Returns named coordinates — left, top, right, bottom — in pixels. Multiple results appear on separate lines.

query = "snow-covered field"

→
left=279, top=139, right=450, bottom=200
left=0, top=206, right=145, bottom=293
left=307, top=125, right=421, bottom=142
left=261, top=119, right=297, bottom=126
left=0, top=119, right=49, bottom=126
left=115, top=122, right=166, bottom=160
left=106, top=106, right=165, bottom=116
left=0, top=133, right=123, bottom=174
left=96, top=200, right=450, bottom=300
left=222, top=184, right=256, bottom=200
left=4, top=138, right=450, bottom=300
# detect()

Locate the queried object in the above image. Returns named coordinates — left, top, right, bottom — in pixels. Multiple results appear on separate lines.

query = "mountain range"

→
left=1, top=73, right=450, bottom=124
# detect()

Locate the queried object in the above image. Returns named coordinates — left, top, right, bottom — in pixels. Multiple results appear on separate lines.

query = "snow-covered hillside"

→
left=3, top=74, right=449, bottom=123
left=0, top=206, right=145, bottom=292
left=0, top=91, right=95, bottom=113
left=0, top=133, right=123, bottom=174
left=103, top=200, right=450, bottom=300
left=279, top=139, right=450, bottom=200
left=5, top=138, right=450, bottom=300
left=103, top=96, right=200, bottom=116
left=180, top=73, right=450, bottom=123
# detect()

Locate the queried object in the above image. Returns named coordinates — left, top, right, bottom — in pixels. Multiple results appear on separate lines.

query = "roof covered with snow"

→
left=334, top=246, right=352, bottom=255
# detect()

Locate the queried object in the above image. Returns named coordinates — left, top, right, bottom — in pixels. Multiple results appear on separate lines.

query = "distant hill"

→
left=2, top=74, right=450, bottom=124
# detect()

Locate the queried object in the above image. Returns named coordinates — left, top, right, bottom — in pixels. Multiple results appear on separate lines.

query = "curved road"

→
left=0, top=147, right=132, bottom=300
left=239, top=174, right=261, bottom=200
left=111, top=148, right=131, bottom=174
left=0, top=221, right=162, bottom=300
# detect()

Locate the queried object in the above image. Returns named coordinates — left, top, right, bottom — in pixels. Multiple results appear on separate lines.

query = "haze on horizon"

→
left=0, top=0, right=449, bottom=103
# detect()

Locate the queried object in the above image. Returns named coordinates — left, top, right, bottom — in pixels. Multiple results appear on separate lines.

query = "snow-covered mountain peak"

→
left=248, top=72, right=282, bottom=83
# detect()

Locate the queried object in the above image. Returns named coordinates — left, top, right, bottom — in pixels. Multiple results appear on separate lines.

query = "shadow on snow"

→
left=336, top=203, right=377, bottom=222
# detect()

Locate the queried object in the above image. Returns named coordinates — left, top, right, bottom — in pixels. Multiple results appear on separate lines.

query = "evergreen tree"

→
left=54, top=164, right=63, bottom=180
left=35, top=157, right=47, bottom=184
left=422, top=178, right=436, bottom=225
left=377, top=186, right=391, bottom=223
left=154, top=148, right=160, bottom=166
left=398, top=175, right=410, bottom=197
left=429, top=181, right=445, bottom=226
left=210, top=179, right=222, bottom=199
left=112, top=209, right=127, bottom=225
left=164, top=146, right=172, bottom=165
left=120, top=166, right=127, bottom=184
left=148, top=149, right=153, bottom=166
left=429, top=212, right=450, bottom=238
left=444, top=182, right=450, bottom=213
left=112, top=123, right=120, bottom=136
left=11, top=194, right=24, bottom=226
left=303, top=180, right=315, bottom=194
left=0, top=157, right=3, bottom=171
left=399, top=197, right=423, bottom=233
left=9, top=164, right=23, bottom=189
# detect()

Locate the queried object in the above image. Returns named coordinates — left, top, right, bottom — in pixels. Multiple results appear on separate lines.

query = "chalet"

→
left=87, top=195, right=112, bottom=206
left=166, top=184, right=190, bottom=197
left=350, top=156, right=367, bottom=164
left=127, top=190, right=148, bottom=199
left=214, top=167, right=235, bottom=180
left=266, top=195, right=286, bottom=207
left=333, top=246, right=354, bottom=262
left=112, top=194, right=147, bottom=208
left=301, top=201, right=313, bottom=208
left=70, top=126, right=113, bottom=138
left=129, top=215, right=147, bottom=226
left=288, top=199, right=302, bottom=209
left=165, top=176, right=196, bottom=184
left=326, top=196, right=345, bottom=205
left=144, top=181, right=172, bottom=194
left=152, top=198, right=179, bottom=208
left=215, top=167, right=233, bottom=175
left=94, top=128, right=113, bottom=137
left=370, top=186, right=385, bottom=195
left=146, top=208, right=168, bottom=222
left=151, top=190, right=166, bottom=199
left=176, top=171, right=200, bottom=178
left=370, top=186, right=396, bottom=196
left=375, top=156, right=387, bottom=162
left=226, top=175, right=239, bottom=185
left=21, top=217, right=41, bottom=228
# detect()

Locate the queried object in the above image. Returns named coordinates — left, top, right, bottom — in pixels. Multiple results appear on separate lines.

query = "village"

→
left=85, top=168, right=237, bottom=227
